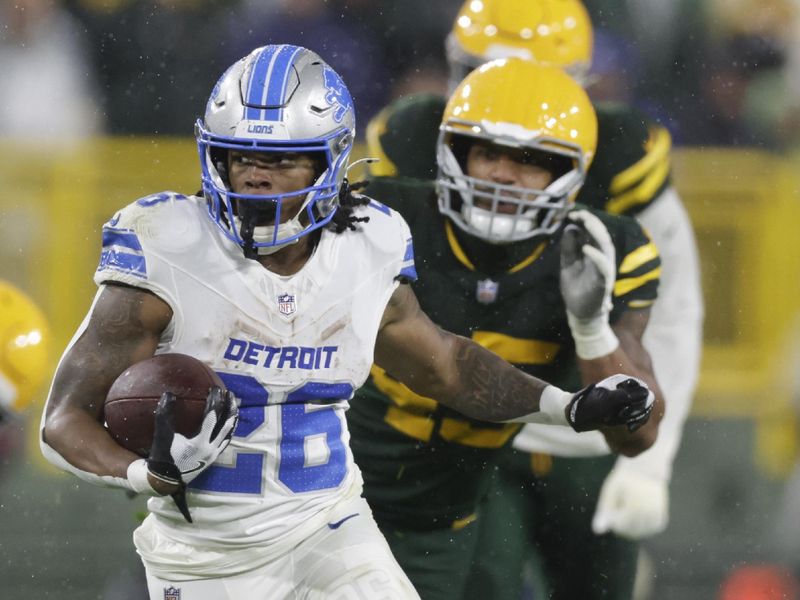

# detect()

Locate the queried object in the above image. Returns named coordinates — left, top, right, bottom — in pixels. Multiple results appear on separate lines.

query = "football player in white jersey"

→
left=39, top=45, right=660, bottom=600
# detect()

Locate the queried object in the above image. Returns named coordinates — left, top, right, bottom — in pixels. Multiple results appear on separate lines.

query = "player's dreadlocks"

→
left=328, top=179, right=371, bottom=234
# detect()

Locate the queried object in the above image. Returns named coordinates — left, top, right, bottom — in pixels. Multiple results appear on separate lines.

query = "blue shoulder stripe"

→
left=398, top=237, right=417, bottom=281
left=98, top=227, right=146, bottom=278
left=102, top=228, right=143, bottom=253
left=403, top=237, right=414, bottom=262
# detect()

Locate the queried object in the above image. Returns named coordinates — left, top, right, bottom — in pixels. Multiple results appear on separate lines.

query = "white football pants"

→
left=144, top=495, right=419, bottom=600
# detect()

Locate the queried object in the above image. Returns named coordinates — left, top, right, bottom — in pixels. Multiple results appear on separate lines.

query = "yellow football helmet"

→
left=437, top=58, right=597, bottom=243
left=446, top=0, right=593, bottom=89
left=0, top=282, right=49, bottom=419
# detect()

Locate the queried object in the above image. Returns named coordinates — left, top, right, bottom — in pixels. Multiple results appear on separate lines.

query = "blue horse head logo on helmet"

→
left=322, top=66, right=354, bottom=124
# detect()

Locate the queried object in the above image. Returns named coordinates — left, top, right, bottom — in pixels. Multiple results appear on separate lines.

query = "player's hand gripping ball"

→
left=104, top=353, right=227, bottom=457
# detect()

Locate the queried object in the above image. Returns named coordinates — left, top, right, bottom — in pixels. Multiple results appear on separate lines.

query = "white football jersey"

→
left=94, top=192, right=416, bottom=578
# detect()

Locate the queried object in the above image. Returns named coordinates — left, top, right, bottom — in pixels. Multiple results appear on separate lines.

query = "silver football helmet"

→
left=196, top=45, right=356, bottom=255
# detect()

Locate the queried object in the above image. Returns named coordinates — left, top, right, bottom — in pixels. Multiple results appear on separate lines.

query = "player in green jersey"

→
left=347, top=56, right=665, bottom=599
left=354, top=1, right=703, bottom=598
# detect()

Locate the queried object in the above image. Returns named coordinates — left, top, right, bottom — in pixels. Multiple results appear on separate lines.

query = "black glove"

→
left=147, top=392, right=193, bottom=523
left=566, top=374, right=654, bottom=433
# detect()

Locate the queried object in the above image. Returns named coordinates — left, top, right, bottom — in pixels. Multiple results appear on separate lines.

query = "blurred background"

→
left=3, top=0, right=800, bottom=598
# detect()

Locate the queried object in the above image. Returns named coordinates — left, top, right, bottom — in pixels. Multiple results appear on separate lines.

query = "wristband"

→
left=567, top=313, right=620, bottom=360
left=505, top=385, right=572, bottom=426
left=127, top=458, right=157, bottom=495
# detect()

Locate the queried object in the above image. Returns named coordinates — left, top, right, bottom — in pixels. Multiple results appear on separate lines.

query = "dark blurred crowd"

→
left=3, top=0, right=800, bottom=149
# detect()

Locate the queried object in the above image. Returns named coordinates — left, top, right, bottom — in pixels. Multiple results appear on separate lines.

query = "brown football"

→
left=103, top=353, right=225, bottom=457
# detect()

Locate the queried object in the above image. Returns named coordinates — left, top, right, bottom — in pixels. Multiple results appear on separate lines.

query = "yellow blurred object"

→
left=673, top=148, right=800, bottom=415
left=0, top=281, right=50, bottom=417
left=707, top=0, right=796, bottom=39
left=447, top=0, right=593, bottom=78
left=755, top=412, right=798, bottom=479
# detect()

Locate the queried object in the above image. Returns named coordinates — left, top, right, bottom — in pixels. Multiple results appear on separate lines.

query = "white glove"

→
left=168, top=387, right=238, bottom=484
left=127, top=388, right=238, bottom=523
left=559, top=210, right=619, bottom=359
left=591, top=461, right=669, bottom=540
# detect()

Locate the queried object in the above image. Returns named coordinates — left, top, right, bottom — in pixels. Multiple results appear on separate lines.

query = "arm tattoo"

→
left=447, top=337, right=548, bottom=421
left=49, top=288, right=162, bottom=418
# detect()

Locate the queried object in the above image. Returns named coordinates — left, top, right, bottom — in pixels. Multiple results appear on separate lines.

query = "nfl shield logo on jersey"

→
left=164, top=587, right=181, bottom=600
left=277, top=293, right=297, bottom=316
left=476, top=279, right=499, bottom=304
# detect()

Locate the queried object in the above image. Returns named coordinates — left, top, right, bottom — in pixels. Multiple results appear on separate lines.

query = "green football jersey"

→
left=365, top=94, right=672, bottom=216
left=347, top=179, right=661, bottom=530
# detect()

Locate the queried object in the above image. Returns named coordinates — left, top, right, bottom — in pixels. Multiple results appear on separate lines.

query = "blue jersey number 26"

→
left=190, top=373, right=348, bottom=495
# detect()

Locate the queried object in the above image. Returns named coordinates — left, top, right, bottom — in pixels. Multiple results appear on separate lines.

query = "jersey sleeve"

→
left=93, top=192, right=188, bottom=306
left=359, top=200, right=418, bottom=285
left=389, top=205, right=417, bottom=284
left=365, top=93, right=446, bottom=181
left=579, top=103, right=672, bottom=217
left=602, top=210, right=662, bottom=319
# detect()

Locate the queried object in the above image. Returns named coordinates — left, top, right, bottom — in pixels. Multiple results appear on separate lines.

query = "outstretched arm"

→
left=375, top=284, right=655, bottom=449
left=376, top=285, right=548, bottom=421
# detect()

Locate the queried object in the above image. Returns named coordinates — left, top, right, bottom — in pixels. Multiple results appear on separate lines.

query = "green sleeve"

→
left=365, top=93, right=446, bottom=181
left=587, top=207, right=661, bottom=319
left=578, top=102, right=672, bottom=217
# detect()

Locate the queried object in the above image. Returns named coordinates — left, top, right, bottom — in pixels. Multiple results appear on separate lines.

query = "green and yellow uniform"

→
left=348, top=189, right=660, bottom=599
left=351, top=92, right=669, bottom=599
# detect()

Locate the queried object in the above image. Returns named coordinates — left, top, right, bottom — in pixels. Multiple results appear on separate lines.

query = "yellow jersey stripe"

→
left=445, top=220, right=476, bottom=271
left=451, top=513, right=478, bottom=530
left=445, top=221, right=547, bottom=274
left=384, top=406, right=434, bottom=441
left=439, top=418, right=520, bottom=448
left=619, top=241, right=659, bottom=274
left=609, top=126, right=671, bottom=195
left=614, top=267, right=662, bottom=297
left=472, top=330, right=560, bottom=365
left=370, top=366, right=439, bottom=411
left=508, top=241, right=547, bottom=273
left=606, top=156, right=670, bottom=215
left=627, top=299, right=656, bottom=309
left=365, top=109, right=398, bottom=177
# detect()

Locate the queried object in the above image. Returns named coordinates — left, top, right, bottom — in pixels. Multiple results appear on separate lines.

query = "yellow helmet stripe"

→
left=614, top=267, right=662, bottom=297
left=619, top=241, right=659, bottom=274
